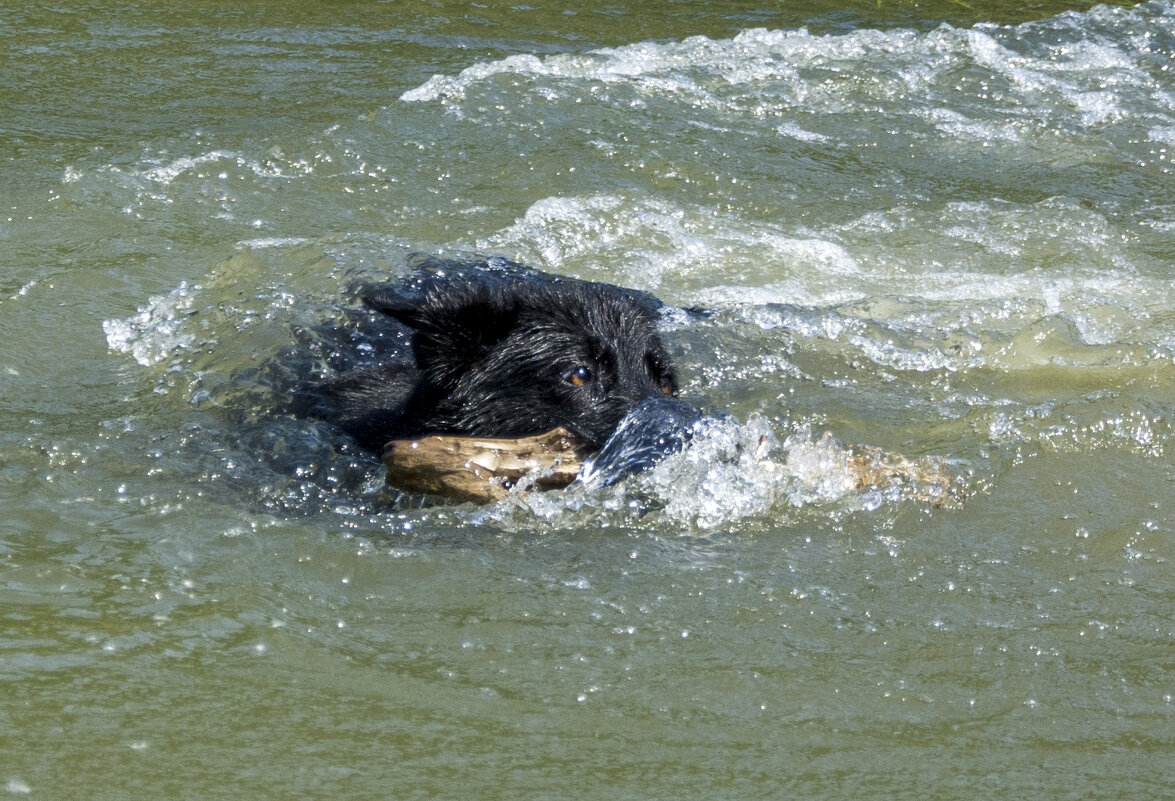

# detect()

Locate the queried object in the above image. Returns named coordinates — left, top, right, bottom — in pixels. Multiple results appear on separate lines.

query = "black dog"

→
left=301, top=257, right=688, bottom=458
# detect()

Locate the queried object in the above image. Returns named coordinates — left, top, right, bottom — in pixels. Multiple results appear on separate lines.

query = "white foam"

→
left=236, top=236, right=312, bottom=249
left=400, top=28, right=837, bottom=110
left=632, top=418, right=950, bottom=529
left=1149, top=125, right=1175, bottom=147
left=478, top=192, right=860, bottom=300
left=103, top=283, right=197, bottom=367
left=5, top=778, right=31, bottom=795
left=638, top=415, right=787, bottom=529
left=401, top=4, right=1174, bottom=146
left=142, top=152, right=232, bottom=185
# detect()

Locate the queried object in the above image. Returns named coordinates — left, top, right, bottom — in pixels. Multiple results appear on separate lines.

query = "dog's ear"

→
left=365, top=283, right=521, bottom=385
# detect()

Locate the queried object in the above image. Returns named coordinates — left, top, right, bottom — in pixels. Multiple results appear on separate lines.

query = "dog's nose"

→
left=579, top=396, right=701, bottom=487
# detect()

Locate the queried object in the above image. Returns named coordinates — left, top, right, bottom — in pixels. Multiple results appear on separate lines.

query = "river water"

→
left=3, top=1, right=1175, bottom=798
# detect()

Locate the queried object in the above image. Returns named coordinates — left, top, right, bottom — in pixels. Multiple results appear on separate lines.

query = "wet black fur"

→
left=303, top=259, right=680, bottom=453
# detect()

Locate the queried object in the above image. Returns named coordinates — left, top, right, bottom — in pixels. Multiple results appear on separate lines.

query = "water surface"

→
left=3, top=1, right=1174, bottom=798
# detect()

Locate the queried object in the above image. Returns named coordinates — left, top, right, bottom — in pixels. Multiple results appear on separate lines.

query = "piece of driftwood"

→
left=382, top=427, right=957, bottom=506
left=846, top=446, right=957, bottom=503
left=382, top=427, right=592, bottom=504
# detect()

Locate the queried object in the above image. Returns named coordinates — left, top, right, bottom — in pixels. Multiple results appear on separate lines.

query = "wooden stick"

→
left=382, top=427, right=956, bottom=506
left=382, top=427, right=590, bottom=504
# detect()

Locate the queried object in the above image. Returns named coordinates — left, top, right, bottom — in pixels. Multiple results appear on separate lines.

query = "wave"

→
left=401, top=1, right=1175, bottom=144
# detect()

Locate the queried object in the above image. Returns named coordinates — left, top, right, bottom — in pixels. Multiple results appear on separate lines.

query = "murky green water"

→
left=4, top=1, right=1175, bottom=798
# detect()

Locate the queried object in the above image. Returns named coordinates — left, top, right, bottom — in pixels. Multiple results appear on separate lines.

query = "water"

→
left=4, top=1, right=1175, bottom=797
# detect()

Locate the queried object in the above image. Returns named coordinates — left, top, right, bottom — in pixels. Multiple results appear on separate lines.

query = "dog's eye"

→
left=647, top=353, right=676, bottom=395
left=562, top=365, right=593, bottom=387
